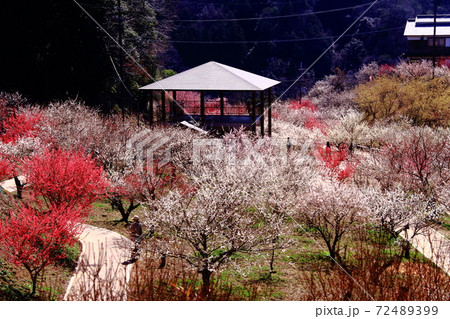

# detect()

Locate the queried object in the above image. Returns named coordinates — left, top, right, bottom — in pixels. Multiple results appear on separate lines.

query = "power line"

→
left=275, top=0, right=381, bottom=101
left=168, top=26, right=404, bottom=44
left=169, top=2, right=374, bottom=23
left=72, top=0, right=379, bottom=299
left=254, top=0, right=381, bottom=126
left=178, top=0, right=324, bottom=6
left=71, top=0, right=201, bottom=126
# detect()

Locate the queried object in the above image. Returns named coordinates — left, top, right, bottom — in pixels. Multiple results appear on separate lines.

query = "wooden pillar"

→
left=161, top=91, right=166, bottom=122
left=149, top=90, right=154, bottom=125
left=200, top=91, right=205, bottom=124
left=260, top=91, right=265, bottom=137
left=251, top=91, right=256, bottom=134
left=268, top=88, right=272, bottom=137
left=171, top=91, right=177, bottom=121
left=220, top=91, right=225, bottom=116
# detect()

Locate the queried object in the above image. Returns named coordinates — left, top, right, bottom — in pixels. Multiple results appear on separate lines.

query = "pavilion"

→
left=138, top=61, right=280, bottom=136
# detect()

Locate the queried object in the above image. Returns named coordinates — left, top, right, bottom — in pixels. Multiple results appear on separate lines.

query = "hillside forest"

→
left=1, top=0, right=449, bottom=109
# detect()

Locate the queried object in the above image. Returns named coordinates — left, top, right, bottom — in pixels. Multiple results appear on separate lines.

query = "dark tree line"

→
left=0, top=0, right=172, bottom=111
left=0, top=0, right=448, bottom=109
left=1, top=2, right=114, bottom=108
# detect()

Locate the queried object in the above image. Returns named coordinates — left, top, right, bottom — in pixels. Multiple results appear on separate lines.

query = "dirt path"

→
left=64, top=224, right=134, bottom=301
left=1, top=177, right=136, bottom=300
left=401, top=227, right=450, bottom=275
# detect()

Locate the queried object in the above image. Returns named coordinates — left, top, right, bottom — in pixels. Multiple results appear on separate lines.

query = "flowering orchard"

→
left=0, top=97, right=109, bottom=296
left=0, top=60, right=449, bottom=300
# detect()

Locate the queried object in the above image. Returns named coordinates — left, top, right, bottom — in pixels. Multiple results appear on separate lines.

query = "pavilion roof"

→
left=139, top=61, right=280, bottom=92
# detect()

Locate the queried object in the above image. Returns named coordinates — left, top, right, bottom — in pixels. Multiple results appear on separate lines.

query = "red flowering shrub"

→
left=288, top=99, right=318, bottom=112
left=285, top=100, right=328, bottom=132
left=0, top=111, right=45, bottom=144
left=316, top=143, right=358, bottom=181
left=378, top=128, right=449, bottom=198
left=337, top=162, right=358, bottom=181
left=24, top=148, right=109, bottom=211
left=0, top=157, right=16, bottom=181
left=304, top=114, right=327, bottom=132
left=0, top=204, right=82, bottom=295
left=108, top=161, right=192, bottom=222
left=378, top=64, right=395, bottom=76
left=0, top=93, right=25, bottom=132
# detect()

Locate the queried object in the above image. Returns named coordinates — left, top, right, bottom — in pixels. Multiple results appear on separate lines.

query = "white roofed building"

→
left=404, top=14, right=450, bottom=65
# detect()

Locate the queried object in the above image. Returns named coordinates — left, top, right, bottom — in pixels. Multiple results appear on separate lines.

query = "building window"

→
left=427, top=37, right=445, bottom=47
left=446, top=38, right=450, bottom=47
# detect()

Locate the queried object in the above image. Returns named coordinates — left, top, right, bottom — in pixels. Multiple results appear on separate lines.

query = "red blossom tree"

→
left=315, top=143, right=358, bottom=181
left=288, top=99, right=318, bottom=112
left=0, top=111, right=44, bottom=144
left=23, top=148, right=109, bottom=211
left=0, top=156, right=15, bottom=181
left=108, top=161, right=191, bottom=223
left=0, top=108, right=48, bottom=198
left=378, top=128, right=449, bottom=200
left=378, top=63, right=395, bottom=76
left=288, top=99, right=328, bottom=132
left=0, top=205, right=82, bottom=295
left=0, top=94, right=23, bottom=133
left=304, top=113, right=327, bottom=132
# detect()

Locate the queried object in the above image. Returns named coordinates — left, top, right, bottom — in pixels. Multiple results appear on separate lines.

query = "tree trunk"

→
left=200, top=269, right=212, bottom=298
left=269, top=237, right=278, bottom=276
left=31, top=273, right=38, bottom=296
left=158, top=253, right=166, bottom=269
left=269, top=247, right=276, bottom=275
left=118, top=204, right=129, bottom=223
left=326, top=242, right=336, bottom=261
left=404, top=241, right=411, bottom=260
left=14, top=176, right=23, bottom=199
left=109, top=197, right=139, bottom=223
left=24, top=266, right=39, bottom=297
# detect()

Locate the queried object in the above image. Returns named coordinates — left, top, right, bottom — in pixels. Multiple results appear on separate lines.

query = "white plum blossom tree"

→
left=143, top=131, right=319, bottom=292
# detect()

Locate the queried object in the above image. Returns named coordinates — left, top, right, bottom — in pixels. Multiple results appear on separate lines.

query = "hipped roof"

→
left=139, top=61, right=280, bottom=92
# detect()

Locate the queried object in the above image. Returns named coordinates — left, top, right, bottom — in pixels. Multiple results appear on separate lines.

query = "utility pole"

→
left=117, top=0, right=125, bottom=120
left=432, top=0, right=437, bottom=78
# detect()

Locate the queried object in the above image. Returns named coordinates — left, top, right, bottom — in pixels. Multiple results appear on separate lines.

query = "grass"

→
left=437, top=214, right=450, bottom=240
left=2, top=194, right=448, bottom=301
left=0, top=242, right=81, bottom=301
left=0, top=258, right=29, bottom=300
left=282, top=250, right=330, bottom=264
left=88, top=199, right=146, bottom=238
left=163, top=223, right=450, bottom=301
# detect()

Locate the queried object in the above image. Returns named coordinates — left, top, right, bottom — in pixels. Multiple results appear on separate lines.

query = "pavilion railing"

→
left=171, top=100, right=250, bottom=116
